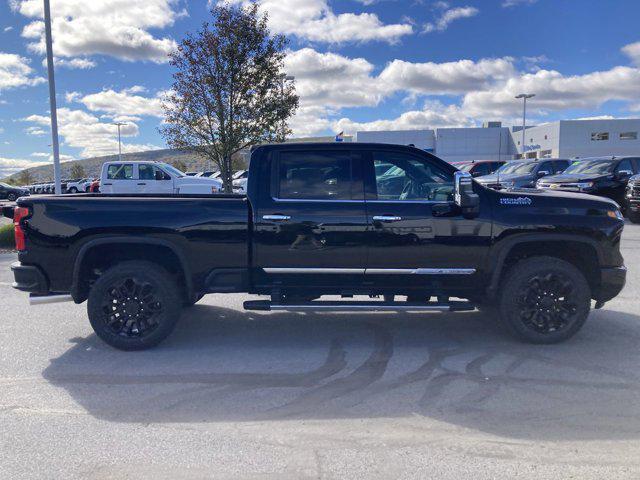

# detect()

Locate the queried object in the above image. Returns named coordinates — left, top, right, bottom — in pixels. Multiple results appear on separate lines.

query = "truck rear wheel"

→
left=498, top=256, right=591, bottom=344
left=87, top=261, right=182, bottom=350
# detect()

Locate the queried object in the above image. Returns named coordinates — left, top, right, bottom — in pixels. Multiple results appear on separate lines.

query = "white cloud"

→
left=3, top=27, right=14, bottom=33
left=462, top=66, right=640, bottom=117
left=0, top=52, right=45, bottom=91
left=71, top=87, right=165, bottom=118
left=54, top=58, right=97, bottom=70
left=285, top=48, right=384, bottom=108
left=289, top=105, right=334, bottom=137
left=224, top=0, right=413, bottom=43
left=379, top=57, right=516, bottom=95
left=622, top=41, right=640, bottom=67
left=423, top=6, right=478, bottom=33
left=11, top=0, right=181, bottom=63
left=333, top=100, right=473, bottom=134
left=0, top=157, right=48, bottom=178
left=23, top=108, right=160, bottom=158
left=502, top=0, right=538, bottom=7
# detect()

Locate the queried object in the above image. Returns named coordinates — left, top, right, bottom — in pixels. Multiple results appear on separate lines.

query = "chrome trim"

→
left=272, top=197, right=364, bottom=203
left=372, top=215, right=402, bottom=222
left=262, top=214, right=291, bottom=221
left=365, top=268, right=476, bottom=275
left=29, top=294, right=73, bottom=305
left=269, top=304, right=451, bottom=312
left=263, top=267, right=476, bottom=275
left=263, top=268, right=366, bottom=274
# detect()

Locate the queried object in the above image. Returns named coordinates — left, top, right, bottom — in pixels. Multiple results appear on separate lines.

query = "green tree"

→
left=69, top=163, right=86, bottom=179
left=160, top=3, right=299, bottom=193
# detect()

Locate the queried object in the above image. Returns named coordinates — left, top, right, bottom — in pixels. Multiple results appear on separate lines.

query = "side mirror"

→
left=537, top=170, right=550, bottom=177
left=454, top=171, right=480, bottom=219
left=617, top=170, right=633, bottom=179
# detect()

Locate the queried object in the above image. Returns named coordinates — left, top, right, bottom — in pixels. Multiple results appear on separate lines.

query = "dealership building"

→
left=355, top=118, right=640, bottom=162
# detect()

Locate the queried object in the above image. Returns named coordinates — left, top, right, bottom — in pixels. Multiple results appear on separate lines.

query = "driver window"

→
left=372, top=151, right=454, bottom=202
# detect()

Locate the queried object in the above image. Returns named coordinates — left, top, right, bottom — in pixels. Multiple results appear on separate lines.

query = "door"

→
left=103, top=163, right=136, bottom=193
left=609, top=158, right=635, bottom=204
left=364, top=149, right=492, bottom=293
left=138, top=164, right=174, bottom=194
left=253, top=148, right=368, bottom=289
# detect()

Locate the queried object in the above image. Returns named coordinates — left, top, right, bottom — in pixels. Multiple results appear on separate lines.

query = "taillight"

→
left=13, top=207, right=29, bottom=251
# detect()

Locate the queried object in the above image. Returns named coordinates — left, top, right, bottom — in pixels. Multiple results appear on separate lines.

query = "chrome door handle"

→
left=373, top=215, right=402, bottom=222
left=263, top=214, right=291, bottom=221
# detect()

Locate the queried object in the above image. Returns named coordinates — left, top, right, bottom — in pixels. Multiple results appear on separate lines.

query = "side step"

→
left=243, top=300, right=475, bottom=312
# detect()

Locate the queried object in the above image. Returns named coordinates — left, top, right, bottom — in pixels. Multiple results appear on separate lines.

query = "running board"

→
left=29, top=293, right=74, bottom=305
left=243, top=300, right=475, bottom=312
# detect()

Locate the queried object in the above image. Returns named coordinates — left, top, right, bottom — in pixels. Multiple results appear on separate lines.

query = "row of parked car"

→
left=452, top=156, right=640, bottom=223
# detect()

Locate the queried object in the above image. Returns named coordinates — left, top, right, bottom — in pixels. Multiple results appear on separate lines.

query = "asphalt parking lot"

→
left=1, top=226, right=640, bottom=479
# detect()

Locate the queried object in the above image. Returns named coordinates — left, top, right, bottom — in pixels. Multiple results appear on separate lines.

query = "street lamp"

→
left=277, top=73, right=295, bottom=143
left=515, top=93, right=535, bottom=158
left=112, top=122, right=127, bottom=161
left=43, top=0, right=62, bottom=195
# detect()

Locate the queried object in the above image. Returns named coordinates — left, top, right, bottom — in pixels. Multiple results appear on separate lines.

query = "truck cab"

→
left=100, top=161, right=223, bottom=194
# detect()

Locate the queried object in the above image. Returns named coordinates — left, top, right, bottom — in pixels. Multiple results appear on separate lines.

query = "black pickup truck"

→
left=5, top=143, right=626, bottom=350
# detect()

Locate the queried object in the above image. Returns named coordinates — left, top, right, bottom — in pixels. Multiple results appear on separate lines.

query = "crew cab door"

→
left=363, top=148, right=492, bottom=292
left=102, top=163, right=136, bottom=194
left=252, top=148, right=368, bottom=288
left=137, top=164, right=174, bottom=194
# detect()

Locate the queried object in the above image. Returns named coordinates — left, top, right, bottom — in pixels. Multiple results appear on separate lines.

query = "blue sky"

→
left=1, top=0, right=639, bottom=176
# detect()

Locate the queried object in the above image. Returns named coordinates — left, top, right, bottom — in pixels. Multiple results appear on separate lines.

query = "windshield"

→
left=232, top=170, right=246, bottom=179
left=0, top=182, right=11, bottom=188
left=496, top=162, right=536, bottom=174
left=159, top=163, right=185, bottom=178
left=563, top=159, right=615, bottom=175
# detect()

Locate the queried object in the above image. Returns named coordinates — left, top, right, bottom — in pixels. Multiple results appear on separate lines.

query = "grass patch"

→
left=0, top=223, right=15, bottom=248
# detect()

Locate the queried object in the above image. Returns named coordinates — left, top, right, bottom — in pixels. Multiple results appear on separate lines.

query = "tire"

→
left=68, top=187, right=78, bottom=193
left=87, top=261, right=182, bottom=350
left=628, top=211, right=640, bottom=224
left=7, top=193, right=17, bottom=202
left=498, top=256, right=591, bottom=344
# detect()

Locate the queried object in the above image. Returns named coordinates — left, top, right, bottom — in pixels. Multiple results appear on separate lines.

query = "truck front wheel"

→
left=498, top=256, right=591, bottom=344
left=87, top=261, right=182, bottom=350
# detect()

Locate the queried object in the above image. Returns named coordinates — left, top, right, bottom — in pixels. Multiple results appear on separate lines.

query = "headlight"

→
left=607, top=209, right=624, bottom=220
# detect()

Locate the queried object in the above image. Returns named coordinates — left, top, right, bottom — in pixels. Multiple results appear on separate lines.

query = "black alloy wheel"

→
left=498, top=256, right=591, bottom=344
left=87, top=261, right=182, bottom=350
left=516, top=272, right=577, bottom=334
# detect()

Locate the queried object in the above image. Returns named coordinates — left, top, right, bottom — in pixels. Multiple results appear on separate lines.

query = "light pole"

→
left=515, top=93, right=535, bottom=158
left=113, top=122, right=127, bottom=161
left=43, top=0, right=61, bottom=195
left=277, top=74, right=294, bottom=142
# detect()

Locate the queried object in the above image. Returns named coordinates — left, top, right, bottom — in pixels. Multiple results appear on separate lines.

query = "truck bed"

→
left=16, top=193, right=250, bottom=296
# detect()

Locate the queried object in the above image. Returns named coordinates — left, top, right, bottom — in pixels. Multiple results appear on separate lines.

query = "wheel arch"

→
left=487, top=234, right=603, bottom=299
left=71, top=237, right=192, bottom=303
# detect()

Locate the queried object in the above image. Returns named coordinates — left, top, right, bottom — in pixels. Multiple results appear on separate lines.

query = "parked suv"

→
left=537, top=157, right=639, bottom=207
left=476, top=159, right=570, bottom=190
left=0, top=182, right=29, bottom=202
left=625, top=174, right=640, bottom=223
left=453, top=160, right=506, bottom=178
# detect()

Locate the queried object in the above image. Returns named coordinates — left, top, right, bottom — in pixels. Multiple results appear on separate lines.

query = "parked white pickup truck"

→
left=100, top=161, right=223, bottom=194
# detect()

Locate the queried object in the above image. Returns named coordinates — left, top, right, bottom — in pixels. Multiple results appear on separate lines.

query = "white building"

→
left=515, top=119, right=640, bottom=159
left=354, top=118, right=640, bottom=162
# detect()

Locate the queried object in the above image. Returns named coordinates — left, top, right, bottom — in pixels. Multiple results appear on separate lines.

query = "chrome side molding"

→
left=263, top=267, right=476, bottom=275
left=29, top=294, right=74, bottom=305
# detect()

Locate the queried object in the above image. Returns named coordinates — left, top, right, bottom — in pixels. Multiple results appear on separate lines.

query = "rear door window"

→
left=107, top=164, right=134, bottom=180
left=275, top=151, right=353, bottom=200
